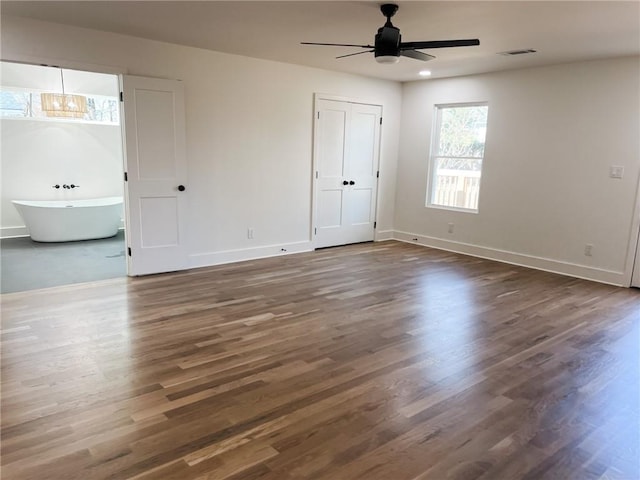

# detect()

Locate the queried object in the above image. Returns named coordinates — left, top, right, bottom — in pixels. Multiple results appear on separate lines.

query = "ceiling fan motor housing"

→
left=375, top=25, right=401, bottom=58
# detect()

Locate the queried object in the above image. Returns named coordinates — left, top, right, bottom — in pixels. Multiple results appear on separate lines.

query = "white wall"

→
left=396, top=57, right=640, bottom=285
left=4, top=17, right=636, bottom=286
left=1, top=15, right=402, bottom=264
left=1, top=119, right=124, bottom=237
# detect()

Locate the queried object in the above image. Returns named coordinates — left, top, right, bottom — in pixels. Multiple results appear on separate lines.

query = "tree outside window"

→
left=427, top=103, right=488, bottom=212
left=0, top=88, right=119, bottom=124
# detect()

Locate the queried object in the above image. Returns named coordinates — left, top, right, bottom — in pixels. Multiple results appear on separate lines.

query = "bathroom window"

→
left=427, top=103, right=488, bottom=212
left=0, top=88, right=120, bottom=124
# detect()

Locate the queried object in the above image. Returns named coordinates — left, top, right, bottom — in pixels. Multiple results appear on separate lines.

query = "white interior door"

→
left=121, top=75, right=188, bottom=276
left=313, top=98, right=381, bottom=249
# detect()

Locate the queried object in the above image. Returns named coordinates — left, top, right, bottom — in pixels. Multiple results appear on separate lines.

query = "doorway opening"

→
left=0, top=61, right=126, bottom=293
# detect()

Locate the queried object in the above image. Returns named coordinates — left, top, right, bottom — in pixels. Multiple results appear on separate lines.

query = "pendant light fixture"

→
left=40, top=69, right=87, bottom=118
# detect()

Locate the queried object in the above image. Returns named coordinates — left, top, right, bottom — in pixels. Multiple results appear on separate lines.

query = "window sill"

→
left=425, top=204, right=479, bottom=214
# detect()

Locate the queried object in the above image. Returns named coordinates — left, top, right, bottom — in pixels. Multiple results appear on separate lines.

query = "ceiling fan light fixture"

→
left=376, top=55, right=400, bottom=64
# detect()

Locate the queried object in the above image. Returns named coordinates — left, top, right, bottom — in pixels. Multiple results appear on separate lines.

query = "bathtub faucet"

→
left=62, top=184, right=80, bottom=189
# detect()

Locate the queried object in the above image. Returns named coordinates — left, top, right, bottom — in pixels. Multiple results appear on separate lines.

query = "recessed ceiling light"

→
left=419, top=70, right=432, bottom=77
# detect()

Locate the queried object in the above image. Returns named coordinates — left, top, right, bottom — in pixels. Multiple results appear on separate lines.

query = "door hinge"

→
left=124, top=172, right=128, bottom=181
left=374, top=222, right=377, bottom=228
left=379, top=117, right=382, bottom=125
left=314, top=227, right=317, bottom=235
left=315, top=171, right=318, bottom=179
left=376, top=170, right=380, bottom=178
left=317, top=111, right=320, bottom=119
left=127, top=247, right=132, bottom=256
left=120, top=92, right=123, bottom=102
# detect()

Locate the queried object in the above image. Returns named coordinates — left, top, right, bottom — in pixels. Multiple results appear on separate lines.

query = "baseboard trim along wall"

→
left=189, top=240, right=314, bottom=269
left=4, top=221, right=625, bottom=286
left=375, top=230, right=394, bottom=241
left=392, top=230, right=628, bottom=287
left=0, top=226, right=28, bottom=238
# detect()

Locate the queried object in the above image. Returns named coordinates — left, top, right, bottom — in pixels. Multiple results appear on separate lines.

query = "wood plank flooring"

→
left=1, top=241, right=639, bottom=480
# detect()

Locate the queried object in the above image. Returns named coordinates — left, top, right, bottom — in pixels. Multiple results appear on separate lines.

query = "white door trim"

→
left=631, top=229, right=640, bottom=288
left=628, top=170, right=640, bottom=287
left=1, top=54, right=127, bottom=76
left=311, top=93, right=383, bottom=249
left=314, top=92, right=385, bottom=108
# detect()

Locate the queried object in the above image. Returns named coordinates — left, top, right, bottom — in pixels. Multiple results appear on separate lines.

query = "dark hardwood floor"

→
left=1, top=241, right=639, bottom=480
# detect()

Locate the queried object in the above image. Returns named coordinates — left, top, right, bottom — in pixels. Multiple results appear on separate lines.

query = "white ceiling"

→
left=2, top=1, right=639, bottom=82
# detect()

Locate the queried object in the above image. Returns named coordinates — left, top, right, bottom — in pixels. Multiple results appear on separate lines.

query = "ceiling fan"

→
left=302, top=3, right=480, bottom=64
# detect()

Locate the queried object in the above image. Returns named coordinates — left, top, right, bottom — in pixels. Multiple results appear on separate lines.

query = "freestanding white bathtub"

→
left=12, top=197, right=124, bottom=242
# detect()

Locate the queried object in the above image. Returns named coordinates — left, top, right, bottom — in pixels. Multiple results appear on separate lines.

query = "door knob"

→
left=342, top=181, right=349, bottom=186
left=178, top=185, right=186, bottom=192
left=349, top=180, right=355, bottom=185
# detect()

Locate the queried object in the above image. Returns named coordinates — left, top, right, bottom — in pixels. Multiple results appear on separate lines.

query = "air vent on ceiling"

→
left=498, top=49, right=537, bottom=56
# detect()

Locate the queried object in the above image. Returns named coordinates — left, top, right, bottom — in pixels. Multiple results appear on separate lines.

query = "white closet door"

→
left=313, top=98, right=381, bottom=249
left=345, top=102, right=382, bottom=245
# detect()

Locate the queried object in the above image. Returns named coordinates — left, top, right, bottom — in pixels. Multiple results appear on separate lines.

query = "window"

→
left=427, top=103, right=488, bottom=212
left=0, top=88, right=120, bottom=124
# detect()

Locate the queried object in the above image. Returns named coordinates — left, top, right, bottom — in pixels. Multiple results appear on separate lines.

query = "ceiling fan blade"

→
left=301, top=3, right=481, bottom=65
left=336, top=50, right=375, bottom=59
left=400, top=50, right=435, bottom=62
left=301, top=42, right=373, bottom=48
left=400, top=39, right=480, bottom=50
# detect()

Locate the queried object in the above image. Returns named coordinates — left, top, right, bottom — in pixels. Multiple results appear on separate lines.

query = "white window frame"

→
left=0, top=86, right=120, bottom=125
left=426, top=101, right=488, bottom=213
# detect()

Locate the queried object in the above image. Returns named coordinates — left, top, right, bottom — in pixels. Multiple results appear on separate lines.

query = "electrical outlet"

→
left=247, top=228, right=254, bottom=239
left=448, top=223, right=454, bottom=234
left=609, top=166, right=624, bottom=179
left=584, top=244, right=593, bottom=257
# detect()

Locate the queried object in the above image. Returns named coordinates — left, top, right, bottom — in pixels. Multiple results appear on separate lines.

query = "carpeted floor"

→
left=1, top=231, right=126, bottom=294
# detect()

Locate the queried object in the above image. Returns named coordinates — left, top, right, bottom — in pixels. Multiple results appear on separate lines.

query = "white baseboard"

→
left=375, top=230, right=394, bottom=242
left=7, top=217, right=621, bottom=285
left=189, top=240, right=314, bottom=269
left=1, top=226, right=28, bottom=238
left=393, top=230, right=628, bottom=287
left=189, top=232, right=396, bottom=270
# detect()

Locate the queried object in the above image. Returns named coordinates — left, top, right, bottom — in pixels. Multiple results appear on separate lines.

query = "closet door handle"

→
left=178, top=185, right=186, bottom=192
left=349, top=180, right=355, bottom=185
left=342, top=181, right=349, bottom=186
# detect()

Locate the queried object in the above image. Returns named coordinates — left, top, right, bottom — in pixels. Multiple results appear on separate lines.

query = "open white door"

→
left=313, top=98, right=381, bottom=249
left=121, top=75, right=188, bottom=276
